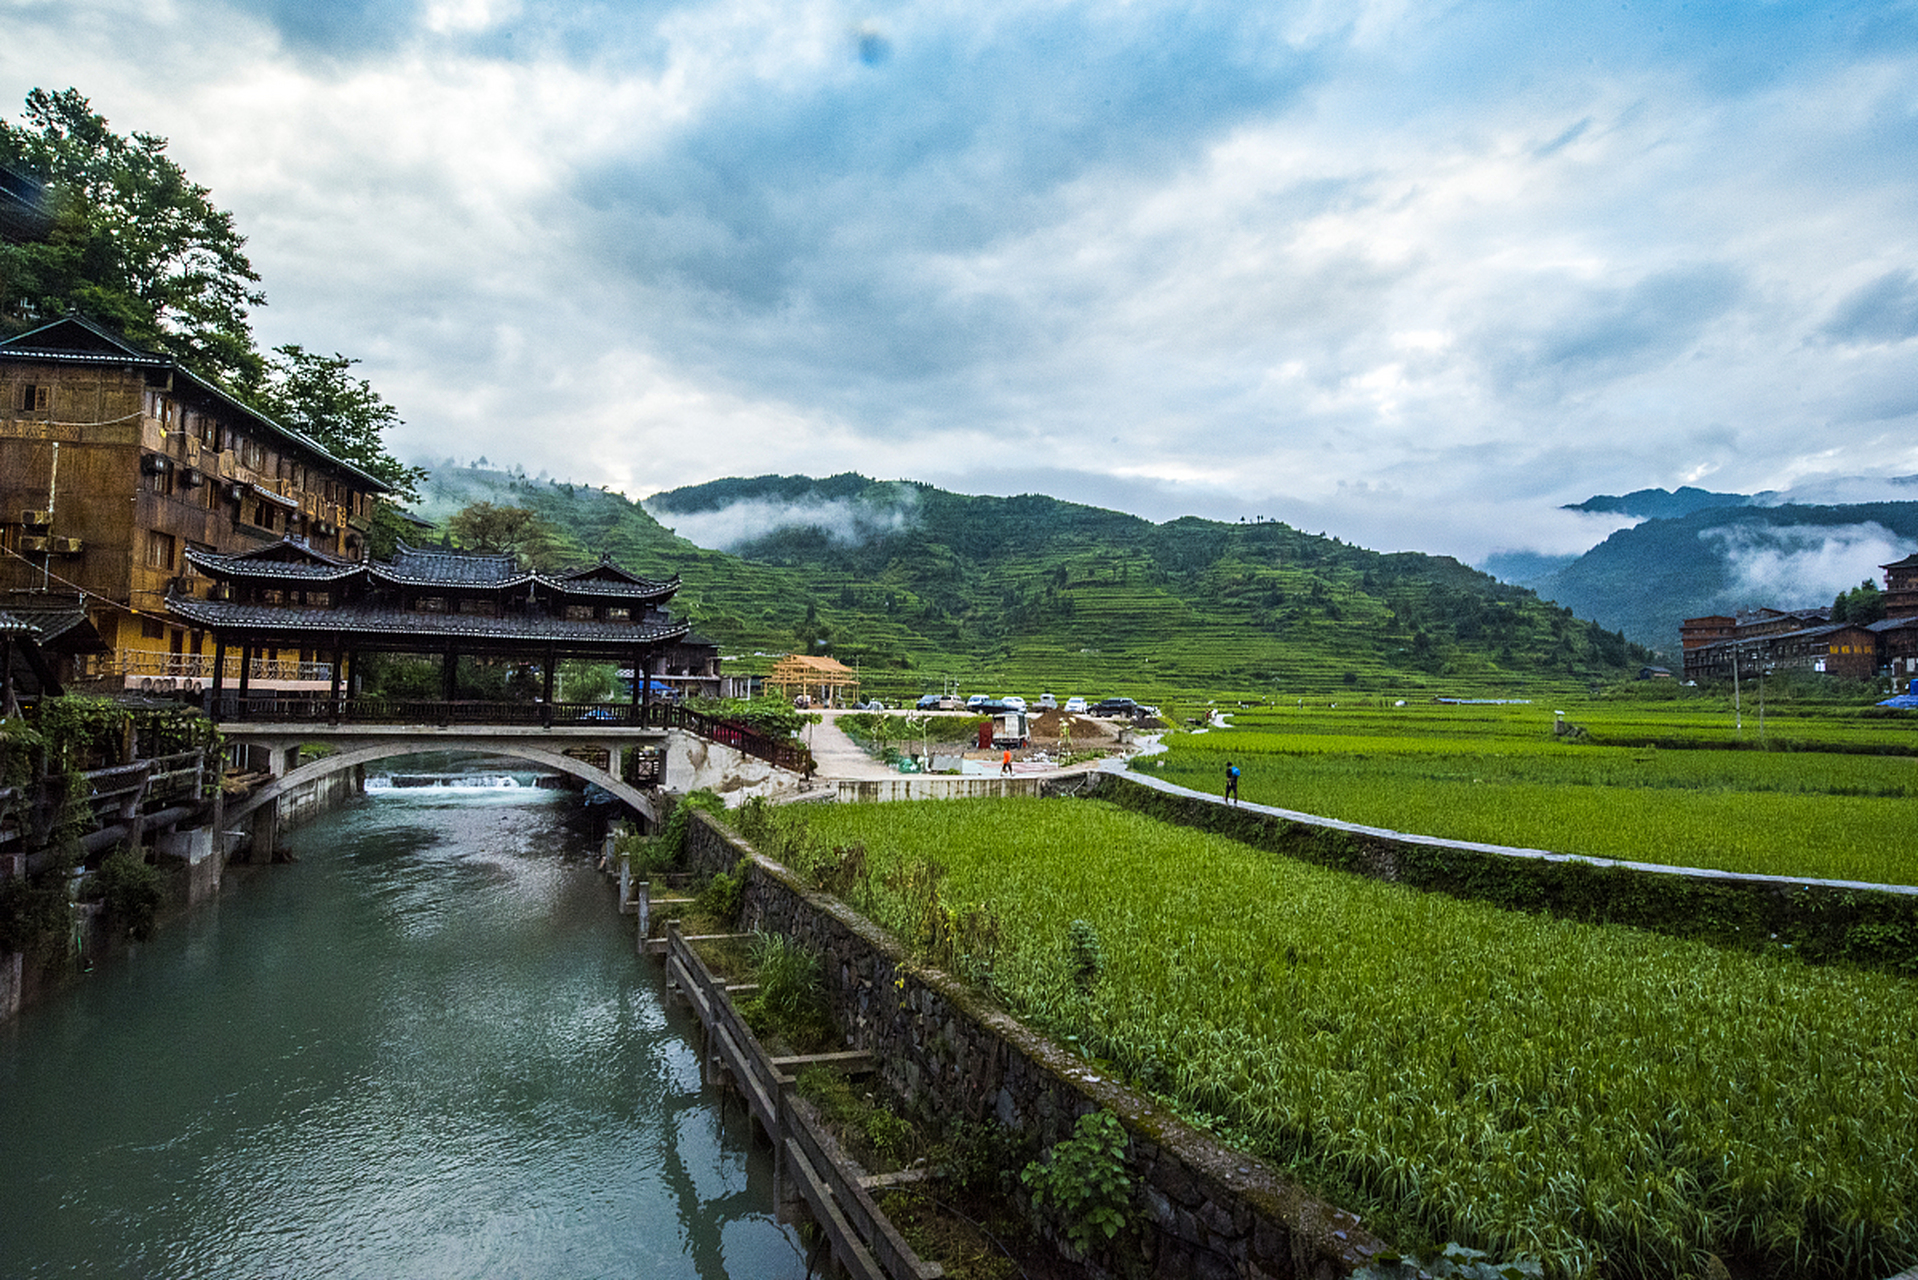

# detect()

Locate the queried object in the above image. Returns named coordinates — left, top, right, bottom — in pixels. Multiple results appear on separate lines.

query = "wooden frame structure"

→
left=765, top=653, right=859, bottom=707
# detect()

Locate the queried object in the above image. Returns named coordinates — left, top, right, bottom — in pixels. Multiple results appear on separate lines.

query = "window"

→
left=19, top=384, right=48, bottom=413
left=418, top=597, right=448, bottom=613
left=458, top=598, right=498, bottom=617
left=565, top=604, right=594, bottom=621
left=606, top=607, right=631, bottom=622
left=142, top=618, right=164, bottom=641
left=145, top=531, right=176, bottom=570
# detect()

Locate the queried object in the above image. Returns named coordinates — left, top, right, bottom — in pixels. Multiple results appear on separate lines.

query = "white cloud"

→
left=4, top=0, right=1917, bottom=566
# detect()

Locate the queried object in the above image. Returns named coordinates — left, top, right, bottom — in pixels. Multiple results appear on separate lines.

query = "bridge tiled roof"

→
left=165, top=592, right=691, bottom=649
left=185, top=539, right=681, bottom=601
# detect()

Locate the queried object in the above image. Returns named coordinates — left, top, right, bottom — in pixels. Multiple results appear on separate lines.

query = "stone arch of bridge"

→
left=225, top=741, right=660, bottom=828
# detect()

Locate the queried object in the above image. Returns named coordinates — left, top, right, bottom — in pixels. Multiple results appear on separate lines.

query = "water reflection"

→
left=0, top=770, right=806, bottom=1279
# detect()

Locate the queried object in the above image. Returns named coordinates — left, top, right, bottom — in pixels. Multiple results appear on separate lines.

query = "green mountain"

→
left=1529, top=502, right=1918, bottom=653
left=411, top=466, right=1650, bottom=699
left=1561, top=486, right=1753, bottom=520
left=419, top=468, right=1650, bottom=699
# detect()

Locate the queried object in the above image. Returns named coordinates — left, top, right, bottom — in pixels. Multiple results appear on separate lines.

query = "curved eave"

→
left=164, top=592, right=691, bottom=649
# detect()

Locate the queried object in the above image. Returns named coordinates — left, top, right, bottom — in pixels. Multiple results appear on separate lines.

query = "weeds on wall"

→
left=94, top=845, right=163, bottom=941
left=1020, top=1110, right=1134, bottom=1260
left=740, top=929, right=834, bottom=1051
left=617, top=788, right=724, bottom=879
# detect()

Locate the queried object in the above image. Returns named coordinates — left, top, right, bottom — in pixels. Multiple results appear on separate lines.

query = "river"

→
left=0, top=763, right=808, bottom=1279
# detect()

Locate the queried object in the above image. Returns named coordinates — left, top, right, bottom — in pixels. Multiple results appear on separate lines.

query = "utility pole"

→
left=1732, top=643, right=1742, bottom=734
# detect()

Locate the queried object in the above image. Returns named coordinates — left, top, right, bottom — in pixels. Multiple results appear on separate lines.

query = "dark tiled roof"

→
left=1868, top=615, right=1918, bottom=632
left=1882, top=552, right=1918, bottom=569
left=0, top=610, right=29, bottom=636
left=390, top=541, right=523, bottom=584
left=165, top=593, right=690, bottom=648
left=0, top=604, right=109, bottom=653
left=187, top=539, right=680, bottom=601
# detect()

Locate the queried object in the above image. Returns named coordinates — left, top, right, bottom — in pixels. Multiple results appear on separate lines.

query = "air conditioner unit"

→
left=51, top=536, right=83, bottom=555
left=181, top=469, right=205, bottom=488
left=21, top=509, right=51, bottom=527
left=19, top=536, right=48, bottom=553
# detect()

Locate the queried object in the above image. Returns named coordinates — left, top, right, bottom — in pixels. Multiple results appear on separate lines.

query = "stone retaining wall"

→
left=686, top=812, right=1387, bottom=1280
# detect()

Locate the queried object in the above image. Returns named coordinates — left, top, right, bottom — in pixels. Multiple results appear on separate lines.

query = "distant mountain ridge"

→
left=1562, top=487, right=1752, bottom=520
left=1527, top=502, right=1918, bottom=653
left=414, top=466, right=1651, bottom=696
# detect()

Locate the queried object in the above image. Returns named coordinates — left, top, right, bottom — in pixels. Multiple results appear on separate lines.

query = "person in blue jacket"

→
left=1224, top=761, right=1240, bottom=805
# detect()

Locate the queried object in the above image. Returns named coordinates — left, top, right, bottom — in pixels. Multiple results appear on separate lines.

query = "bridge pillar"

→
left=247, top=797, right=279, bottom=863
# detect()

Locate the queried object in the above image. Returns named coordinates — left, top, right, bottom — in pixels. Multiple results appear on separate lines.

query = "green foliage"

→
left=252, top=345, right=423, bottom=501
left=621, top=789, right=726, bottom=879
left=1066, top=919, right=1104, bottom=993
left=95, top=846, right=162, bottom=941
left=1149, top=701, right=1918, bottom=886
left=769, top=796, right=1918, bottom=1280
left=694, top=856, right=750, bottom=924
left=688, top=696, right=809, bottom=739
left=0, top=852, right=75, bottom=957
left=1830, top=577, right=1887, bottom=626
left=415, top=464, right=1653, bottom=704
left=1355, top=1242, right=1544, bottom=1280
left=741, top=929, right=833, bottom=1050
left=0, top=87, right=262, bottom=385
left=443, top=501, right=566, bottom=569
left=1020, top=1111, right=1133, bottom=1258
left=797, top=1066, right=926, bottom=1170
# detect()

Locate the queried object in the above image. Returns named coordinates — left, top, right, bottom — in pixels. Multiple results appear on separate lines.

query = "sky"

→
left=7, top=0, right=1918, bottom=565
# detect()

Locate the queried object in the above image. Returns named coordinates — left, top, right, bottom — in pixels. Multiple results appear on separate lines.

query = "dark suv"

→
left=1088, top=697, right=1138, bottom=717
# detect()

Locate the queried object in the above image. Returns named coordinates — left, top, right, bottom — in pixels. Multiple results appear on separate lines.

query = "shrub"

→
left=1021, top=1111, right=1133, bottom=1258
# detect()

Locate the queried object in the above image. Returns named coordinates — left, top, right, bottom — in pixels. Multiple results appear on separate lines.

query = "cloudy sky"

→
left=7, top=0, right=1918, bottom=563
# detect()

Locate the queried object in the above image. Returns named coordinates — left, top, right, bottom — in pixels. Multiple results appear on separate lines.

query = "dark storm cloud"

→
left=1821, top=269, right=1918, bottom=346
left=563, top=4, right=1326, bottom=401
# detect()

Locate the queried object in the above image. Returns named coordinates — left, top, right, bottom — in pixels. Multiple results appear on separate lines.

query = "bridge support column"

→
left=247, top=797, right=279, bottom=863
left=157, top=826, right=223, bottom=903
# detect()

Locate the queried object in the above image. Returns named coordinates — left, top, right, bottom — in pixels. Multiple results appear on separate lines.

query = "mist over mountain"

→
left=1528, top=503, right=1918, bottom=652
left=1562, top=487, right=1753, bottom=521
left=418, top=466, right=1652, bottom=694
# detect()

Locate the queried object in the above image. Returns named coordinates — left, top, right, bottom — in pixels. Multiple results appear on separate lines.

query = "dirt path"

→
left=801, top=711, right=902, bottom=781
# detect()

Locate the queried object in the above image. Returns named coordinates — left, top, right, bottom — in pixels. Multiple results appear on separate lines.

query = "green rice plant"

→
left=743, top=929, right=833, bottom=1050
left=1151, top=710, right=1918, bottom=884
left=745, top=798, right=1918, bottom=1280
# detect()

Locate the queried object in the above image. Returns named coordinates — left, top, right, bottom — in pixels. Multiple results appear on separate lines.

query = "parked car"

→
left=917, top=693, right=961, bottom=710
left=1088, top=697, right=1138, bottom=717
left=1063, top=696, right=1087, bottom=713
left=1001, top=695, right=1027, bottom=712
left=1036, top=693, right=1057, bottom=710
left=966, top=694, right=989, bottom=709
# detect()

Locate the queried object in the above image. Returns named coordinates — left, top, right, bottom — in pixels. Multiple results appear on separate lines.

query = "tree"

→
left=1831, top=579, right=1886, bottom=626
left=253, top=344, right=425, bottom=503
left=444, top=501, right=564, bottom=568
left=0, top=88, right=264, bottom=388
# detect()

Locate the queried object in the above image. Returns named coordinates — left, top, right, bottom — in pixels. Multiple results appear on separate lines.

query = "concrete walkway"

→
left=801, top=710, right=1137, bottom=788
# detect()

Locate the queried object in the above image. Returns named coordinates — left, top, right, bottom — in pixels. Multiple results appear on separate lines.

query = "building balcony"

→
left=82, top=647, right=333, bottom=692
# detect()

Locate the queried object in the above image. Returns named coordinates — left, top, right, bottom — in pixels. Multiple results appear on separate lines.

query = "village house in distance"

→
left=1680, top=553, right=1918, bottom=684
left=0, top=316, right=390, bottom=693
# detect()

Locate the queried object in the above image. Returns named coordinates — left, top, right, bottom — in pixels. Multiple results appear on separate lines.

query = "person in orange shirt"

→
left=1001, top=748, right=1013, bottom=775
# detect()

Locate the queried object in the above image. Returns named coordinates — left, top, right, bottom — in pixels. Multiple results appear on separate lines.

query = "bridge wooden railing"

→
left=209, top=695, right=809, bottom=774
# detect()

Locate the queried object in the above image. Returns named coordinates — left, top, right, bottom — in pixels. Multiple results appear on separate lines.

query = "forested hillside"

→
left=417, top=467, right=1650, bottom=698
left=1528, top=502, right=1918, bottom=652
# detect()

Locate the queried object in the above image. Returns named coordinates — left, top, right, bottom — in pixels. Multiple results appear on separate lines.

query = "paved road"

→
left=802, top=710, right=1139, bottom=783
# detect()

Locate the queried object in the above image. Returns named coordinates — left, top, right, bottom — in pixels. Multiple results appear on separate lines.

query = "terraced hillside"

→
left=414, top=466, right=1651, bottom=699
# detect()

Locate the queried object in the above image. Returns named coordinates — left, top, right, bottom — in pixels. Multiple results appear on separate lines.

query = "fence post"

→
left=636, top=881, right=650, bottom=948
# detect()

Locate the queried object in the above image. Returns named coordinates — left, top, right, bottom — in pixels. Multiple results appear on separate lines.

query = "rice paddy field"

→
left=1144, top=699, right=1918, bottom=885
left=750, top=797, right=1918, bottom=1280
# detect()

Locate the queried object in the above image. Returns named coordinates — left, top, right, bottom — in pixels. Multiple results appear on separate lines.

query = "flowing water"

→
left=0, top=763, right=807, bottom=1279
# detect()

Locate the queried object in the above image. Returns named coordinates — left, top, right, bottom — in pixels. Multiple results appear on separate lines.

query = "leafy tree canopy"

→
left=1, top=88, right=420, bottom=503
left=253, top=344, right=425, bottom=503
left=0, top=87, right=263, bottom=387
left=1831, top=578, right=1886, bottom=626
left=445, top=501, right=564, bottom=569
